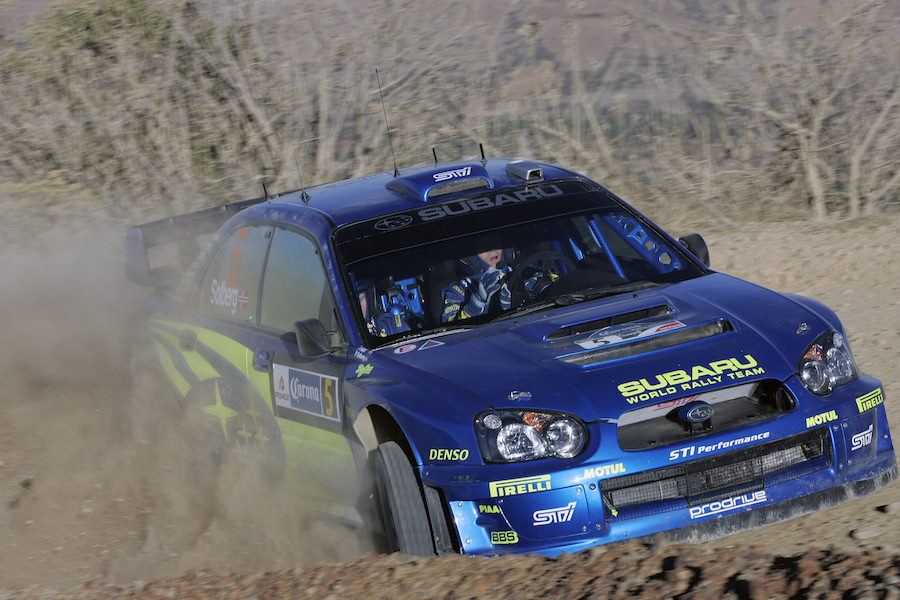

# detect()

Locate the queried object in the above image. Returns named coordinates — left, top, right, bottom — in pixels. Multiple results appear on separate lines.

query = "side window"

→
left=260, top=228, right=335, bottom=332
left=197, top=225, right=271, bottom=322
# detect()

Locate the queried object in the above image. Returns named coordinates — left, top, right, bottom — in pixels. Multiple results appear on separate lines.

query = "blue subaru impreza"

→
left=127, top=157, right=896, bottom=556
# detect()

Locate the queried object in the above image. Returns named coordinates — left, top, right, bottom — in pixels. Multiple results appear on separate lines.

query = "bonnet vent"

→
left=546, top=304, right=672, bottom=342
left=558, top=319, right=734, bottom=367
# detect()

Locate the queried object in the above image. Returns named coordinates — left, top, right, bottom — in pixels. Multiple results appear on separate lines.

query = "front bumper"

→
left=425, top=380, right=897, bottom=556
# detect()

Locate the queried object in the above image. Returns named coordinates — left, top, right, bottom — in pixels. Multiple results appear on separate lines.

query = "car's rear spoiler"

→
left=125, top=196, right=267, bottom=288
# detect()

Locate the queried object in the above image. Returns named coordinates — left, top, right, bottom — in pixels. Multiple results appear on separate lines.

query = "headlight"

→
left=798, top=330, right=857, bottom=395
left=474, top=410, right=588, bottom=463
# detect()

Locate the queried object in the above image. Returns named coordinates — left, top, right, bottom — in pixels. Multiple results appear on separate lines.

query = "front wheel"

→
left=374, top=441, right=435, bottom=556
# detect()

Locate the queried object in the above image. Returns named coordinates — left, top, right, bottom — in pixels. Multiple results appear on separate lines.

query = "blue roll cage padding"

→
left=588, top=219, right=627, bottom=279
left=567, top=238, right=585, bottom=261
left=601, top=214, right=682, bottom=274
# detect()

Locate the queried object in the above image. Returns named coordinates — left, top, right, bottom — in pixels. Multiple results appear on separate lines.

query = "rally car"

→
left=126, top=157, right=897, bottom=556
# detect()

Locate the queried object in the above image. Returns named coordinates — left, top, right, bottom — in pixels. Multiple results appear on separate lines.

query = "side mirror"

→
left=295, top=318, right=343, bottom=358
left=678, top=233, right=710, bottom=267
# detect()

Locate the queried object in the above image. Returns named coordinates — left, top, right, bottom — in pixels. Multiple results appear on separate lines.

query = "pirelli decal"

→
left=856, top=388, right=884, bottom=413
left=272, top=364, right=339, bottom=422
left=489, top=475, right=551, bottom=498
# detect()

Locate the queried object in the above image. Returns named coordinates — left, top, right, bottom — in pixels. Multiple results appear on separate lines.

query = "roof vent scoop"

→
left=507, top=161, right=543, bottom=183
left=385, top=164, right=493, bottom=202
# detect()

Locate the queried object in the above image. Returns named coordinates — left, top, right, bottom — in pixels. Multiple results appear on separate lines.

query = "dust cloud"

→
left=0, top=228, right=372, bottom=590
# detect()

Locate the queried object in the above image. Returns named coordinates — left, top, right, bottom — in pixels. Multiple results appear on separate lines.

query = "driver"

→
left=440, top=247, right=512, bottom=323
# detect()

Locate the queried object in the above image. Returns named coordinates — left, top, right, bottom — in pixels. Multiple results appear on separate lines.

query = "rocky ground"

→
left=1, top=216, right=899, bottom=598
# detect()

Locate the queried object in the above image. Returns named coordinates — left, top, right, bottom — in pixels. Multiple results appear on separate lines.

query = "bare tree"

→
left=669, top=0, right=900, bottom=220
left=0, top=0, right=497, bottom=219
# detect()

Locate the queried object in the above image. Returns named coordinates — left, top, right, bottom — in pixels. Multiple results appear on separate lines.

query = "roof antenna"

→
left=295, top=157, right=310, bottom=203
left=261, top=181, right=269, bottom=200
left=479, top=143, right=486, bottom=166
left=375, top=68, right=400, bottom=177
left=432, top=147, right=438, bottom=164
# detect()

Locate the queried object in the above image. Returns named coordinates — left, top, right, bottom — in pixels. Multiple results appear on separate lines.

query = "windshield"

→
left=333, top=179, right=706, bottom=345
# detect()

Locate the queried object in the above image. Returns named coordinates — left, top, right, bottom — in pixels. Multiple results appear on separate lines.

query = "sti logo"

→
left=532, top=501, right=577, bottom=526
left=433, top=166, right=471, bottom=182
left=851, top=424, right=874, bottom=451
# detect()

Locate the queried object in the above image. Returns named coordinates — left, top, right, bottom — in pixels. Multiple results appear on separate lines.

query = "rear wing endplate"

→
left=126, top=196, right=266, bottom=288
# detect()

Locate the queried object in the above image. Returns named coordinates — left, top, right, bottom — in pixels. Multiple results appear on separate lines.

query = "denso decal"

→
left=433, top=166, right=471, bottom=182
left=856, top=388, right=884, bottom=413
left=489, top=474, right=551, bottom=498
left=851, top=424, right=874, bottom=451
left=583, top=463, right=626, bottom=479
left=428, top=448, right=469, bottom=462
left=668, top=431, right=770, bottom=461
left=209, top=279, right=249, bottom=314
left=418, top=184, right=564, bottom=222
left=490, top=531, right=519, bottom=545
left=533, top=501, right=577, bottom=526
left=272, top=364, right=339, bottom=421
left=689, top=490, right=767, bottom=519
left=805, top=410, right=837, bottom=428
left=618, top=355, right=764, bottom=404
left=576, top=320, right=685, bottom=350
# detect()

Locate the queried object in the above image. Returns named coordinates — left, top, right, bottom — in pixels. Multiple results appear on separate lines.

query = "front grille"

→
left=617, top=380, right=797, bottom=451
left=602, top=428, right=832, bottom=520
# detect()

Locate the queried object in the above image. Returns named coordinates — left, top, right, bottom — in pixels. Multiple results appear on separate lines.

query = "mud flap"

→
left=424, top=485, right=456, bottom=555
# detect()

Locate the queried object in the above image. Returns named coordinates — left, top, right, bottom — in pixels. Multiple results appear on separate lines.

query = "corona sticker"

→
left=273, top=364, right=339, bottom=421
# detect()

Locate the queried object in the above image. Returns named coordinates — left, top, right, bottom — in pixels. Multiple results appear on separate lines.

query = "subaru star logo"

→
left=678, top=401, right=715, bottom=424
left=374, top=215, right=413, bottom=231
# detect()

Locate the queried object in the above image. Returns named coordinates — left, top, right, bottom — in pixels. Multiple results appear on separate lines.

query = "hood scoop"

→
left=558, top=319, right=733, bottom=367
left=546, top=304, right=672, bottom=342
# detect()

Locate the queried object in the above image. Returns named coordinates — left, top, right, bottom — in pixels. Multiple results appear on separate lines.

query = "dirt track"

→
left=1, top=217, right=899, bottom=598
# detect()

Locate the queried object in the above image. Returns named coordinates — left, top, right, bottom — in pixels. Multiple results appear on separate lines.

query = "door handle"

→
left=253, top=350, right=272, bottom=372
left=178, top=329, right=197, bottom=351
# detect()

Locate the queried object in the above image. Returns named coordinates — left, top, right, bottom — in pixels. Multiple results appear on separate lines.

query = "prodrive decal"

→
left=272, top=364, right=340, bottom=421
left=689, top=490, right=767, bottom=519
left=617, top=355, right=764, bottom=404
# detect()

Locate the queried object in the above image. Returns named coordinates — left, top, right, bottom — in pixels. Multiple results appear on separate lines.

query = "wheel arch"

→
left=354, top=404, right=416, bottom=464
left=354, top=404, right=459, bottom=554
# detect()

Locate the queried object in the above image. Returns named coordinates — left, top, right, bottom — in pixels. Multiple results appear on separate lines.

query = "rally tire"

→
left=374, top=441, right=435, bottom=556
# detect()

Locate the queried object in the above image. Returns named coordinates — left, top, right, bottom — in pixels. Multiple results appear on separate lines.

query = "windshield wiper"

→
left=385, top=323, right=473, bottom=346
left=553, top=280, right=659, bottom=304
left=493, top=280, right=660, bottom=321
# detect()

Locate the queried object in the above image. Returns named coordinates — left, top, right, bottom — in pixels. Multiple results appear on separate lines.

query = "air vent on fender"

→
left=557, top=319, right=734, bottom=366
left=385, top=164, right=493, bottom=203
